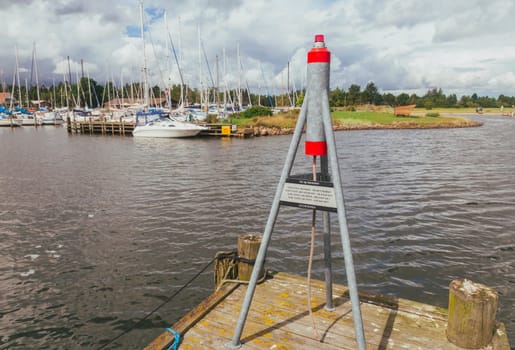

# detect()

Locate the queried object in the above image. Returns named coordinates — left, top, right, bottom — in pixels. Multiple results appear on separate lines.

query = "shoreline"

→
left=246, top=119, right=483, bottom=136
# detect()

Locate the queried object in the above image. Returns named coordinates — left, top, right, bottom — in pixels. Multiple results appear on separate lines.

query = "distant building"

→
left=0, top=92, right=15, bottom=106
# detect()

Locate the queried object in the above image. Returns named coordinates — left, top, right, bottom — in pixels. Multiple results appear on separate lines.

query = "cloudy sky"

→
left=2, top=0, right=515, bottom=97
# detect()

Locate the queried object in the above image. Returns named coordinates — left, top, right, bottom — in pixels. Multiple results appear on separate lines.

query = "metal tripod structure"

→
left=228, top=35, right=366, bottom=350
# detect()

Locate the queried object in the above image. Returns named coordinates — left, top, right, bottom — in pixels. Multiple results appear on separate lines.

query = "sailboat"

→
left=132, top=0, right=206, bottom=138
left=40, top=111, right=65, bottom=125
left=0, top=106, right=22, bottom=127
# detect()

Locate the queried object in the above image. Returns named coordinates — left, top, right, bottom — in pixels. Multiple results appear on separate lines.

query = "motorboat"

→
left=132, top=116, right=208, bottom=138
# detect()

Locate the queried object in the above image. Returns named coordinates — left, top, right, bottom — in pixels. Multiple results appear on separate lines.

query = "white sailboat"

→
left=40, top=111, right=65, bottom=125
left=132, top=0, right=206, bottom=138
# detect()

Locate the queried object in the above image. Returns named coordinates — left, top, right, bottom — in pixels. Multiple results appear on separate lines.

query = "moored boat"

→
left=132, top=116, right=207, bottom=138
left=40, top=111, right=65, bottom=125
left=0, top=115, right=23, bottom=127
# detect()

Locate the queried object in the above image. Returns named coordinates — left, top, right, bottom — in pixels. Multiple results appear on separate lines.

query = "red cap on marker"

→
left=314, top=34, right=324, bottom=42
left=307, top=35, right=330, bottom=64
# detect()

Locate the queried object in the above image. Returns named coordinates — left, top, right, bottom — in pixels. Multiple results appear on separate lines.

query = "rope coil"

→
left=214, top=250, right=266, bottom=290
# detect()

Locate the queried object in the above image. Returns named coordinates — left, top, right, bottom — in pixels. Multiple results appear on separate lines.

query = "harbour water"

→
left=0, top=116, right=513, bottom=349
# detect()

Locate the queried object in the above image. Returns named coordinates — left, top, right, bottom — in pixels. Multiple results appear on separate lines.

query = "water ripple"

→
left=0, top=118, right=514, bottom=348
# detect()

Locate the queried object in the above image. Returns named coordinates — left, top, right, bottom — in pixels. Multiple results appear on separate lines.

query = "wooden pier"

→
left=66, top=119, right=252, bottom=138
left=199, top=124, right=254, bottom=138
left=67, top=118, right=135, bottom=136
left=145, top=272, right=510, bottom=350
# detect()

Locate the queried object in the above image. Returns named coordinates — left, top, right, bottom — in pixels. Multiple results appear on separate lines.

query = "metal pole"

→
left=321, top=91, right=366, bottom=350
left=228, top=97, right=309, bottom=349
left=321, top=155, right=334, bottom=311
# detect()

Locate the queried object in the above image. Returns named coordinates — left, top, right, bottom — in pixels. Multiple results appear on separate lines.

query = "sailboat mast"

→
left=140, top=0, right=149, bottom=109
left=120, top=70, right=124, bottom=110
left=10, top=70, right=15, bottom=110
left=215, top=54, right=220, bottom=110
left=198, top=25, right=203, bottom=107
left=33, top=43, right=40, bottom=109
left=15, top=46, right=22, bottom=108
left=237, top=43, right=242, bottom=109
left=178, top=16, right=185, bottom=106
left=87, top=68, right=93, bottom=108
left=25, top=78, right=29, bottom=108
left=223, top=48, right=227, bottom=110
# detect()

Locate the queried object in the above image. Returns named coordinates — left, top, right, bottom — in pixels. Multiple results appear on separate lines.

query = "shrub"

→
left=205, top=114, right=218, bottom=123
left=426, top=112, right=440, bottom=117
left=240, top=106, right=273, bottom=118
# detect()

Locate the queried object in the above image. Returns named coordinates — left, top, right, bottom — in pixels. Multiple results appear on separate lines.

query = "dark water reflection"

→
left=0, top=116, right=513, bottom=349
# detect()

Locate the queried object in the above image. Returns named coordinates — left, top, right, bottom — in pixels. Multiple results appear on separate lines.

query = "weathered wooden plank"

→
left=216, top=285, right=459, bottom=349
left=143, top=281, right=239, bottom=350
left=181, top=308, right=345, bottom=350
left=273, top=272, right=448, bottom=320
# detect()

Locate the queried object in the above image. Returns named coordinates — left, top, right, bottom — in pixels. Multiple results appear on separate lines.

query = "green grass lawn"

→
left=226, top=110, right=480, bottom=130
left=331, top=111, right=476, bottom=127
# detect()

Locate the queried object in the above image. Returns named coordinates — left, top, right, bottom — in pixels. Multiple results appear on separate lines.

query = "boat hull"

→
left=41, top=119, right=65, bottom=126
left=0, top=119, right=22, bottom=127
left=132, top=118, right=207, bottom=138
left=132, top=128, right=203, bottom=138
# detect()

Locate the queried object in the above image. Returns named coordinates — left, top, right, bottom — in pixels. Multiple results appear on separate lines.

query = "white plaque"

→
left=280, top=178, right=337, bottom=212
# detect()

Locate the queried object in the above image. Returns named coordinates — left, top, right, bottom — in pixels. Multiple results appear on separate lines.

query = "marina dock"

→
left=66, top=118, right=253, bottom=138
left=145, top=272, right=510, bottom=350
left=66, top=118, right=135, bottom=136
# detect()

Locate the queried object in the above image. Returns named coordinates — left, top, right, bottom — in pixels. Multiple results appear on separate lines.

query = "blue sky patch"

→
left=126, top=24, right=141, bottom=38
left=125, top=6, right=163, bottom=37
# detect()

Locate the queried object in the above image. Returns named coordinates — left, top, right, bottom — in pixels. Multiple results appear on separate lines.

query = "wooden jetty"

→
left=145, top=272, right=510, bottom=349
left=66, top=118, right=252, bottom=138
left=66, top=118, right=135, bottom=136
left=199, top=124, right=254, bottom=138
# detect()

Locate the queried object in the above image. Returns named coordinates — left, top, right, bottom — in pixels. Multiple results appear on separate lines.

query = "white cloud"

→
left=1, top=0, right=515, bottom=97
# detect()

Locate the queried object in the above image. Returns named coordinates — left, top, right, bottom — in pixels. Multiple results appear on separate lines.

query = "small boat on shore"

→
left=132, top=116, right=207, bottom=138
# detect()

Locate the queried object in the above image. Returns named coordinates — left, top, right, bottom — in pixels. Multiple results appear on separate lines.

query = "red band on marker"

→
left=307, top=48, right=330, bottom=63
left=305, top=141, right=327, bottom=156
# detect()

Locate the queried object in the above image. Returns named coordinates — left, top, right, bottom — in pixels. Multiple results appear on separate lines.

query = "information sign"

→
left=280, top=177, right=337, bottom=212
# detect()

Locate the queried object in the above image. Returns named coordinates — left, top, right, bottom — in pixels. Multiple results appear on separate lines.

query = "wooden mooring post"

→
left=447, top=279, right=499, bottom=349
left=237, top=234, right=262, bottom=281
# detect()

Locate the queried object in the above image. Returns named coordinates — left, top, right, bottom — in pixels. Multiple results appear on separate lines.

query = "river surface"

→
left=0, top=116, right=513, bottom=349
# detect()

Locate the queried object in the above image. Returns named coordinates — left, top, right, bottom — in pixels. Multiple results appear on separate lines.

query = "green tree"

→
left=361, top=82, right=379, bottom=105
left=382, top=93, right=396, bottom=106
left=396, top=93, right=410, bottom=106
left=446, top=93, right=458, bottom=107
left=329, top=87, right=346, bottom=107
left=348, top=84, right=361, bottom=106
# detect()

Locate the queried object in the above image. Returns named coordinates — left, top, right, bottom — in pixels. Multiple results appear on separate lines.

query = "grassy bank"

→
left=227, top=108, right=481, bottom=131
left=332, top=111, right=481, bottom=129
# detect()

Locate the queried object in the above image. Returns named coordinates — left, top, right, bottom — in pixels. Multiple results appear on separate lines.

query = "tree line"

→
left=3, top=79, right=515, bottom=109
left=327, top=82, right=515, bottom=109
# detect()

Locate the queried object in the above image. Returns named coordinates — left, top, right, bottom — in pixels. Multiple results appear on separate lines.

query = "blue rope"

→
left=165, top=327, right=181, bottom=350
